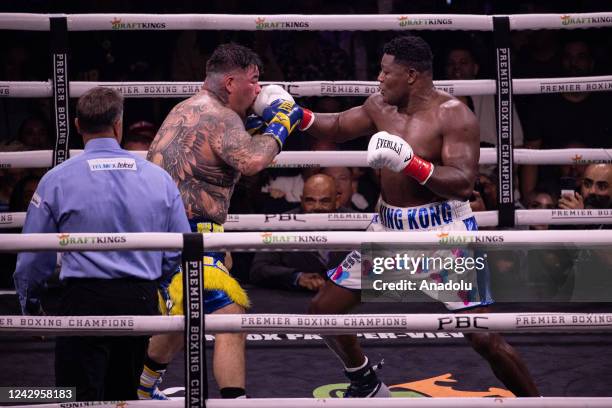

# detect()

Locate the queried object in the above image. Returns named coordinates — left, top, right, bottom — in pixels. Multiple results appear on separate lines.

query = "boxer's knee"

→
left=309, top=282, right=358, bottom=315
left=213, top=304, right=246, bottom=343
left=147, top=333, right=184, bottom=363
left=309, top=284, right=333, bottom=314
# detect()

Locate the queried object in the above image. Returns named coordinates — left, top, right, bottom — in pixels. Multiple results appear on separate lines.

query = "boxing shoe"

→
left=137, top=370, right=169, bottom=400
left=343, top=359, right=391, bottom=398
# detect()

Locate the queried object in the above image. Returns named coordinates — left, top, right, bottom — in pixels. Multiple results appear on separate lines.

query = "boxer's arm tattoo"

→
left=209, top=111, right=279, bottom=175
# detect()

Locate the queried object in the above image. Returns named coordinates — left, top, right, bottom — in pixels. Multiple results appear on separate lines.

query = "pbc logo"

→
left=264, top=214, right=306, bottom=223
left=437, top=316, right=489, bottom=330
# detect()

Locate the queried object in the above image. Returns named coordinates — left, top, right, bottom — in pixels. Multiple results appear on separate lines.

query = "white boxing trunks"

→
left=327, top=199, right=493, bottom=311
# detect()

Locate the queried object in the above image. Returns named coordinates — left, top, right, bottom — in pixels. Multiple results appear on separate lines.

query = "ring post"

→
left=49, top=15, right=70, bottom=167
left=182, top=232, right=207, bottom=407
left=493, top=16, right=515, bottom=228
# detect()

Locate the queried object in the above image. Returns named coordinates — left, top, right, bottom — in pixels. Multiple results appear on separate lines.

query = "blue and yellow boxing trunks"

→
left=158, top=219, right=249, bottom=315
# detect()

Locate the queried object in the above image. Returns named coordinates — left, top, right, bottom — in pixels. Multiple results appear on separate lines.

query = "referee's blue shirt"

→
left=14, top=137, right=190, bottom=314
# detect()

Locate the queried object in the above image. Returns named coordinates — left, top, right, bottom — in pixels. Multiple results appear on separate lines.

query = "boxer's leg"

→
left=309, top=281, right=363, bottom=367
left=138, top=270, right=184, bottom=400
left=462, top=307, right=540, bottom=396
left=211, top=302, right=247, bottom=397
left=309, top=251, right=391, bottom=398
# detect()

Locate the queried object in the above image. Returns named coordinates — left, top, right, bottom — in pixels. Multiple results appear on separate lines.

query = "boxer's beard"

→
left=584, top=194, right=611, bottom=209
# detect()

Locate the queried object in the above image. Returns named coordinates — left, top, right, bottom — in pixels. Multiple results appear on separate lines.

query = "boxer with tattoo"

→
left=139, top=43, right=309, bottom=399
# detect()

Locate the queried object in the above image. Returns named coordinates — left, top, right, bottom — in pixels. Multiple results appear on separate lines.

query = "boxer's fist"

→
left=253, top=85, right=294, bottom=116
left=245, top=114, right=265, bottom=135
left=262, top=99, right=303, bottom=150
left=367, top=131, right=434, bottom=184
left=254, top=85, right=315, bottom=131
left=367, top=131, right=413, bottom=172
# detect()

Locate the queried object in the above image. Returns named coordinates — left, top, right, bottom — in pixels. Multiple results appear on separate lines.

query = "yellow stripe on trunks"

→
left=197, top=222, right=224, bottom=234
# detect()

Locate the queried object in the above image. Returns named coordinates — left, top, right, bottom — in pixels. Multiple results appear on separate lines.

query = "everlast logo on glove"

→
left=376, top=138, right=403, bottom=155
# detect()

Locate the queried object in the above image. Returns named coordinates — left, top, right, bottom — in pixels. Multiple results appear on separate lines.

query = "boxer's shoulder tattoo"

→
left=149, top=102, right=201, bottom=183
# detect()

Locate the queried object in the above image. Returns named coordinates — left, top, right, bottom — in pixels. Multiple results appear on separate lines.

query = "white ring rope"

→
left=0, top=14, right=610, bottom=408
left=2, top=313, right=611, bottom=336
left=1, top=12, right=612, bottom=31
left=2, top=148, right=612, bottom=169
left=7, top=397, right=612, bottom=408
left=2, top=76, right=612, bottom=98
left=3, top=210, right=612, bottom=230
left=1, top=230, right=612, bottom=252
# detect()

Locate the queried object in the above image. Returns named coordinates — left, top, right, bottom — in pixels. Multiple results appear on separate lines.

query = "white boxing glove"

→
left=367, top=131, right=434, bottom=184
left=253, top=85, right=294, bottom=116
left=253, top=84, right=315, bottom=131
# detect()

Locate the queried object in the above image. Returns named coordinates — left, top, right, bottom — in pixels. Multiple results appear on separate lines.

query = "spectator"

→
left=2, top=115, right=52, bottom=151
left=468, top=177, right=487, bottom=213
left=524, top=189, right=556, bottom=230
left=250, top=174, right=350, bottom=291
left=520, top=189, right=574, bottom=300
left=9, top=175, right=40, bottom=212
left=123, top=134, right=153, bottom=152
left=444, top=45, right=527, bottom=199
left=171, top=31, right=210, bottom=81
left=0, top=175, right=42, bottom=286
left=521, top=39, right=612, bottom=196
left=475, top=171, right=499, bottom=211
left=259, top=139, right=339, bottom=213
left=556, top=164, right=612, bottom=301
left=349, top=166, right=380, bottom=212
left=0, top=171, right=16, bottom=212
left=444, top=45, right=525, bottom=148
left=558, top=141, right=588, bottom=189
left=513, top=30, right=561, bottom=79
left=123, top=120, right=157, bottom=151
left=13, top=87, right=190, bottom=401
left=559, top=163, right=612, bottom=215
left=276, top=31, right=353, bottom=82
left=321, top=166, right=364, bottom=211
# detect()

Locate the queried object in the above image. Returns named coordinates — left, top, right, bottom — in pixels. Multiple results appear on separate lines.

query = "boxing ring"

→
left=1, top=10, right=612, bottom=408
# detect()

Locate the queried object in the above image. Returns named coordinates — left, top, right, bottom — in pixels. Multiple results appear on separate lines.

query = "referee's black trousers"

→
left=55, top=278, right=158, bottom=401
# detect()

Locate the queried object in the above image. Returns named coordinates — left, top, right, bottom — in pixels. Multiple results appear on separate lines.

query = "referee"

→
left=13, top=87, right=190, bottom=401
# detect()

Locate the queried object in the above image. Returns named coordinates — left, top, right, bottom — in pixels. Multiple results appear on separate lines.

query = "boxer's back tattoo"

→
left=148, top=94, right=277, bottom=223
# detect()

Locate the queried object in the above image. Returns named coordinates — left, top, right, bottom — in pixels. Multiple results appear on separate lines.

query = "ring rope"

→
left=2, top=230, right=612, bottom=252
left=2, top=148, right=612, bottom=169
left=0, top=12, right=610, bottom=408
left=3, top=210, right=612, bottom=230
left=1, top=12, right=612, bottom=31
left=2, top=76, right=612, bottom=98
left=7, top=397, right=612, bottom=408
left=2, top=313, right=611, bottom=336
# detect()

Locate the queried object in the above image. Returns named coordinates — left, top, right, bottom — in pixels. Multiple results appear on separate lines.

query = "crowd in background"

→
left=1, top=0, right=612, bottom=296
